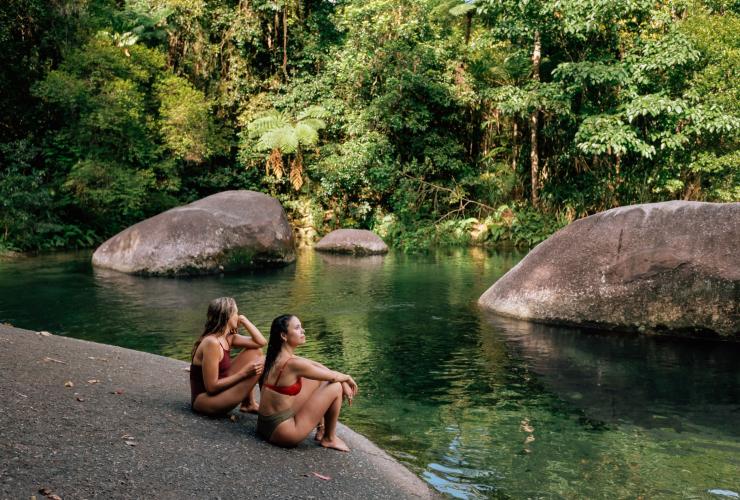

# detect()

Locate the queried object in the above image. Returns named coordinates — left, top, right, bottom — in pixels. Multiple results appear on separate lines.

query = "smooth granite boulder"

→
left=92, top=190, right=295, bottom=275
left=478, top=201, right=739, bottom=339
left=314, top=229, right=389, bottom=255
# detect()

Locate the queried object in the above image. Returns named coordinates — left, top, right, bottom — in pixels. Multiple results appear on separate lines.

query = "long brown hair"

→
left=259, top=314, right=295, bottom=387
left=191, top=297, right=237, bottom=360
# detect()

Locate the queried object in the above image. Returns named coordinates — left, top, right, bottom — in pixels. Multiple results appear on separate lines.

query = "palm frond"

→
left=296, top=105, right=329, bottom=121
left=289, top=156, right=303, bottom=190
left=298, top=118, right=326, bottom=131
left=248, top=112, right=288, bottom=138
left=256, top=126, right=298, bottom=153
left=267, top=149, right=284, bottom=179
left=294, top=123, right=319, bottom=147
left=449, top=2, right=476, bottom=16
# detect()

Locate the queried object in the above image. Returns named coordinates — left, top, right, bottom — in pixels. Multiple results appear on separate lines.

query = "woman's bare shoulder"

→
left=196, top=335, right=222, bottom=354
left=200, top=335, right=220, bottom=346
left=287, top=356, right=311, bottom=368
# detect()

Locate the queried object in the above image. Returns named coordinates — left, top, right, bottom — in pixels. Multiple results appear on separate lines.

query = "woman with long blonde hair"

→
left=190, top=297, right=266, bottom=415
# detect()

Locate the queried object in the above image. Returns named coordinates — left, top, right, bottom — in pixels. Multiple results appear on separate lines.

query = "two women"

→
left=190, top=298, right=358, bottom=452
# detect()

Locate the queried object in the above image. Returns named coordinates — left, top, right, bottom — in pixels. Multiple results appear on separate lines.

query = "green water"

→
left=1, top=250, right=738, bottom=499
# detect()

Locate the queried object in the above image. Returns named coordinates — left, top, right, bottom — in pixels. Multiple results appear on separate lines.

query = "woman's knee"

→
left=241, top=347, right=263, bottom=359
left=326, top=381, right=342, bottom=397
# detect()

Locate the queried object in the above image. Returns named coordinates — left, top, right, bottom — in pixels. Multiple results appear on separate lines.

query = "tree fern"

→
left=247, top=106, right=328, bottom=190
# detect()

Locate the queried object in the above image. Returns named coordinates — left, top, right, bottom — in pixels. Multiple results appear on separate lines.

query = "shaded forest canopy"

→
left=1, top=0, right=738, bottom=252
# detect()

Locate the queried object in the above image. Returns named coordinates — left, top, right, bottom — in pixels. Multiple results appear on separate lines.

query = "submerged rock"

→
left=478, top=201, right=739, bottom=339
left=92, top=190, right=295, bottom=275
left=315, top=229, right=389, bottom=255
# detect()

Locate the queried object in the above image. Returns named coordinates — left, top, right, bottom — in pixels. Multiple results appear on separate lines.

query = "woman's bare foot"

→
left=239, top=402, right=260, bottom=414
left=314, top=424, right=325, bottom=441
left=320, top=435, right=349, bottom=452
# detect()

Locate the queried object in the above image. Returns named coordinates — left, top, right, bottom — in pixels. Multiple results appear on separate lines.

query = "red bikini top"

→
left=262, top=356, right=302, bottom=396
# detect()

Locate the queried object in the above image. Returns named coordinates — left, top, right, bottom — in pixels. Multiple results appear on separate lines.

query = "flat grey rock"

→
left=478, top=201, right=740, bottom=339
left=315, top=229, right=388, bottom=255
left=92, top=190, right=295, bottom=276
left=0, top=324, right=437, bottom=499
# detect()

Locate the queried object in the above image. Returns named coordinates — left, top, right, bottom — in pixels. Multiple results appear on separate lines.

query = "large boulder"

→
left=314, top=229, right=389, bottom=255
left=92, top=190, right=295, bottom=275
left=478, top=201, right=739, bottom=339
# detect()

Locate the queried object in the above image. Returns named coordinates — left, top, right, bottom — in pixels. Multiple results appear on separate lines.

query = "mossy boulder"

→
left=92, top=190, right=295, bottom=276
left=478, top=201, right=739, bottom=339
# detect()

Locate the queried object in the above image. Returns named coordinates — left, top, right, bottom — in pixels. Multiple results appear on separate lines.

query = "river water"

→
left=1, top=249, right=738, bottom=498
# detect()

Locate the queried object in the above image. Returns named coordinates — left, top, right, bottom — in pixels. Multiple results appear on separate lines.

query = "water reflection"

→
left=481, top=312, right=740, bottom=436
left=318, top=253, right=386, bottom=268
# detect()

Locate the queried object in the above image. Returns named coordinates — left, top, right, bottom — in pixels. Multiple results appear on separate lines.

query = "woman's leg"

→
left=192, top=348, right=262, bottom=416
left=192, top=376, right=255, bottom=416
left=228, top=347, right=263, bottom=413
left=291, top=378, right=325, bottom=440
left=269, top=382, right=349, bottom=451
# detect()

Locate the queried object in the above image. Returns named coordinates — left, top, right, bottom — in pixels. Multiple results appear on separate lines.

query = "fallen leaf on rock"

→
left=124, top=440, right=136, bottom=446
left=42, top=357, right=66, bottom=364
left=229, top=415, right=238, bottom=423
left=121, top=434, right=134, bottom=440
left=64, top=381, right=74, bottom=388
left=76, top=396, right=85, bottom=402
left=87, top=379, right=99, bottom=384
left=110, top=389, right=125, bottom=395
left=183, top=367, right=190, bottom=372
left=38, top=487, right=62, bottom=499
left=38, top=331, right=52, bottom=337
left=310, top=472, right=332, bottom=481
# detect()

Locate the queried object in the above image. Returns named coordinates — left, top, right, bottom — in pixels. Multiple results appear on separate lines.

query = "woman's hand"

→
left=232, top=315, right=267, bottom=348
left=341, top=381, right=355, bottom=406
left=242, top=359, right=264, bottom=379
left=343, top=375, right=359, bottom=397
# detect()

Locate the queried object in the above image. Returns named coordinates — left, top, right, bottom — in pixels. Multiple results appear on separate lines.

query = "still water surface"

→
left=1, top=250, right=738, bottom=498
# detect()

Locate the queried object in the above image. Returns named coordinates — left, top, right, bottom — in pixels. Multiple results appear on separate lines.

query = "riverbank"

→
left=0, top=324, right=437, bottom=499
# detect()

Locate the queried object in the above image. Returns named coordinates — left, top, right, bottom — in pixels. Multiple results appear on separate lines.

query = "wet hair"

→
left=191, top=297, right=237, bottom=360
left=259, top=314, right=295, bottom=387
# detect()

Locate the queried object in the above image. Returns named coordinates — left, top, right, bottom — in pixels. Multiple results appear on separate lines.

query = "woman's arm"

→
left=230, top=315, right=267, bottom=349
left=290, top=357, right=358, bottom=395
left=201, top=338, right=259, bottom=395
left=306, top=359, right=329, bottom=370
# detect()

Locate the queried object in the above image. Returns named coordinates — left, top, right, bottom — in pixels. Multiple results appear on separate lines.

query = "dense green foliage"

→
left=1, top=0, right=737, bottom=251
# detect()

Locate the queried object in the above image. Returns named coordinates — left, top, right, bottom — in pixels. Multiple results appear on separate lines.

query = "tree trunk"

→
left=530, top=30, right=541, bottom=207
left=465, top=12, right=472, bottom=45
left=282, top=6, right=289, bottom=80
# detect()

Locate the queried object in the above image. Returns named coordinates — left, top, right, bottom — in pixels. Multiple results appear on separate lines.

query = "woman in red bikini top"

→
left=190, top=297, right=267, bottom=416
left=257, top=314, right=359, bottom=451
